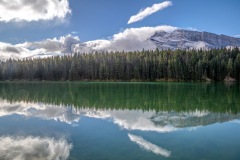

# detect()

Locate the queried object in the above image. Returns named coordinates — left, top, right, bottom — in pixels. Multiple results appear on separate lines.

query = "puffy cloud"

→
left=0, top=34, right=80, bottom=60
left=0, top=0, right=71, bottom=22
left=0, top=42, right=28, bottom=60
left=22, top=34, right=80, bottom=54
left=0, top=136, right=72, bottom=160
left=127, top=1, right=172, bottom=24
left=0, top=25, right=177, bottom=60
left=128, top=134, right=171, bottom=157
left=73, top=25, right=177, bottom=53
left=0, top=99, right=80, bottom=125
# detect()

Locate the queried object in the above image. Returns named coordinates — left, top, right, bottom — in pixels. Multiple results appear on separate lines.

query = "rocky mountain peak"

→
left=149, top=29, right=240, bottom=50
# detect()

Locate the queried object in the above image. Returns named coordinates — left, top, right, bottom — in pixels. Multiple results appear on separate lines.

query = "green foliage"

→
left=0, top=82, right=239, bottom=113
left=0, top=48, right=239, bottom=81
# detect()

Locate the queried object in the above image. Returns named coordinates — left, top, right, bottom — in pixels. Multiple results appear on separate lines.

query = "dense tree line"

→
left=0, top=48, right=240, bottom=81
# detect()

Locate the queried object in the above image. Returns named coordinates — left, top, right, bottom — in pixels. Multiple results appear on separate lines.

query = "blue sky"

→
left=0, top=0, right=239, bottom=60
left=72, top=0, right=240, bottom=41
left=0, top=0, right=239, bottom=44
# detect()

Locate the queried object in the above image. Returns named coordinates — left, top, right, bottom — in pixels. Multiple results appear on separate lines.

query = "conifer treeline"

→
left=0, top=48, right=240, bottom=81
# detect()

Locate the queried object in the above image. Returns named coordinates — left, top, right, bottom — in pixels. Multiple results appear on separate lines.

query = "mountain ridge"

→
left=149, top=29, right=240, bottom=50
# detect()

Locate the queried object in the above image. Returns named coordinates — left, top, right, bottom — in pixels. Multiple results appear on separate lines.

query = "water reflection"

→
left=0, top=99, right=80, bottom=125
left=0, top=136, right=72, bottom=160
left=81, top=109, right=177, bottom=132
left=80, top=109, right=240, bottom=132
left=128, top=134, right=171, bottom=157
left=0, top=82, right=239, bottom=159
left=0, top=82, right=239, bottom=113
left=232, top=120, right=240, bottom=124
left=1, top=99, right=240, bottom=132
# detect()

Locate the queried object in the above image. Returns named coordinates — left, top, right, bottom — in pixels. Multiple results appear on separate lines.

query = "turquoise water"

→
left=0, top=82, right=239, bottom=160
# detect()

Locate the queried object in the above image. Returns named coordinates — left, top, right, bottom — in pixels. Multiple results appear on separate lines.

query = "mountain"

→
left=149, top=29, right=240, bottom=50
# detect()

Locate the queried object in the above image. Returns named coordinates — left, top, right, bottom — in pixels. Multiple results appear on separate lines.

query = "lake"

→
left=0, top=82, right=239, bottom=160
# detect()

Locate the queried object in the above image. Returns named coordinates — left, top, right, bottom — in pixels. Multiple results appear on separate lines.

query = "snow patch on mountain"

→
left=149, top=29, right=240, bottom=50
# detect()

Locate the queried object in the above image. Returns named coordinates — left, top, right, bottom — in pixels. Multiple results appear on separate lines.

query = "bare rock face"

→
left=149, top=29, right=240, bottom=50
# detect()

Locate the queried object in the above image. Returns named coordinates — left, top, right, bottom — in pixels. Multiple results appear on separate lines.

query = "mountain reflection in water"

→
left=0, top=82, right=239, bottom=160
left=1, top=99, right=240, bottom=132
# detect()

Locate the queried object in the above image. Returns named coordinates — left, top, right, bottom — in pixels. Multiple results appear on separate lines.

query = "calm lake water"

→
left=0, top=82, right=240, bottom=160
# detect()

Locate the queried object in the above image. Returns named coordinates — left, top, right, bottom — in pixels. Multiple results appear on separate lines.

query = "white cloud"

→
left=73, top=25, right=177, bottom=53
left=128, top=134, right=171, bottom=157
left=0, top=136, right=72, bottom=160
left=0, top=0, right=71, bottom=22
left=0, top=34, right=80, bottom=60
left=22, top=34, right=80, bottom=54
left=0, top=25, right=178, bottom=60
left=0, top=42, right=27, bottom=60
left=127, top=1, right=172, bottom=24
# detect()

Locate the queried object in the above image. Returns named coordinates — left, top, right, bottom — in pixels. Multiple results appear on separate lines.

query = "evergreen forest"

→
left=0, top=48, right=240, bottom=81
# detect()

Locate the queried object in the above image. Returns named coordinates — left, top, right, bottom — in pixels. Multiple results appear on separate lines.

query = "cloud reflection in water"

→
left=0, top=99, right=80, bottom=125
left=0, top=136, right=72, bottom=160
left=1, top=99, right=240, bottom=133
left=128, top=134, right=171, bottom=157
